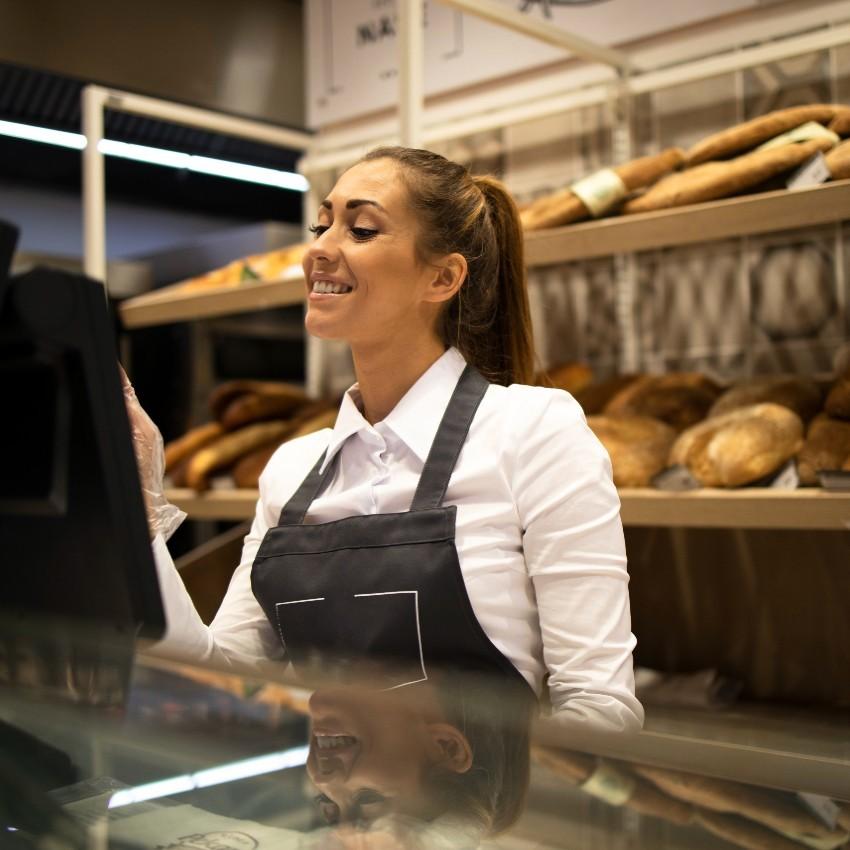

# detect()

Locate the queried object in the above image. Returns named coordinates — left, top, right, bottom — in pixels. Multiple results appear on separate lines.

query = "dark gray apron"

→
left=251, top=365, right=533, bottom=695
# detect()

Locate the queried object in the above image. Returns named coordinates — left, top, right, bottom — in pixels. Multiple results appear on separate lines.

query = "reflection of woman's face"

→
left=306, top=687, right=456, bottom=826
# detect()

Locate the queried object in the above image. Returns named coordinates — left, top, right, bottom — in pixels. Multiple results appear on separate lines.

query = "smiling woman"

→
left=125, top=145, right=642, bottom=838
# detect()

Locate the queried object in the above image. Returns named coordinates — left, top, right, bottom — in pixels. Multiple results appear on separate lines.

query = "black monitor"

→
left=0, top=221, right=165, bottom=680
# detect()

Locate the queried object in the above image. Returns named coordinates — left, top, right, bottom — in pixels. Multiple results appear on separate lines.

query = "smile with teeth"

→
left=314, top=734, right=357, bottom=750
left=312, top=280, right=354, bottom=294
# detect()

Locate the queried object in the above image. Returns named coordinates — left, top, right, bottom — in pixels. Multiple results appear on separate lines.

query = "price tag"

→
left=769, top=459, right=800, bottom=490
left=787, top=152, right=831, bottom=190
left=652, top=465, right=701, bottom=491
left=797, top=792, right=840, bottom=830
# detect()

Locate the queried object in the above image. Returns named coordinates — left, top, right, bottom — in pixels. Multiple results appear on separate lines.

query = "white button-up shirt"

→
left=153, top=348, right=643, bottom=731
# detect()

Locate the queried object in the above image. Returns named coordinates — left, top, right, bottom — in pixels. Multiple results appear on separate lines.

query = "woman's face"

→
left=305, top=686, right=466, bottom=827
left=302, top=159, right=443, bottom=349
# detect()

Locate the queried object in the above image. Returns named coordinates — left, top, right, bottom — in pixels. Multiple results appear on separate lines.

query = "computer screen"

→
left=0, top=228, right=165, bottom=644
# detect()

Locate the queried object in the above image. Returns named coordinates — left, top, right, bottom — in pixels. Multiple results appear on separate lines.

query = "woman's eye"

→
left=351, top=227, right=378, bottom=240
left=308, top=224, right=329, bottom=237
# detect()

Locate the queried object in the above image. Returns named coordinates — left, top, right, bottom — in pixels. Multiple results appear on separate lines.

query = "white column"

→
left=398, top=0, right=425, bottom=148
left=82, top=86, right=107, bottom=289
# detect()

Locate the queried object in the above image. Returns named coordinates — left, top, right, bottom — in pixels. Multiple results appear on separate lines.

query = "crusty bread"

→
left=634, top=765, right=848, bottom=849
left=797, top=414, right=850, bottom=485
left=587, top=414, right=677, bottom=487
left=537, top=362, right=594, bottom=395
left=709, top=375, right=821, bottom=423
left=669, top=403, right=804, bottom=487
left=164, top=422, right=225, bottom=473
left=573, top=374, right=641, bottom=415
left=186, top=421, right=292, bottom=491
left=209, top=379, right=307, bottom=421
left=685, top=104, right=850, bottom=165
left=520, top=148, right=684, bottom=230
left=825, top=373, right=850, bottom=420
left=625, top=137, right=835, bottom=214
left=695, top=810, right=823, bottom=850
left=220, top=392, right=307, bottom=430
left=829, top=111, right=850, bottom=137
left=826, top=138, right=850, bottom=179
left=604, top=373, right=721, bottom=432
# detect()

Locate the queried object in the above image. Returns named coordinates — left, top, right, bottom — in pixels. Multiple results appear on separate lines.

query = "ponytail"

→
left=358, top=147, right=535, bottom=386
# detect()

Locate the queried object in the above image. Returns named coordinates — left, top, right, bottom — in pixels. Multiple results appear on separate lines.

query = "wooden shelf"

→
left=167, top=486, right=850, bottom=529
left=118, top=182, right=850, bottom=328
left=119, top=265, right=305, bottom=328
left=536, top=702, right=850, bottom=801
left=524, top=179, right=850, bottom=266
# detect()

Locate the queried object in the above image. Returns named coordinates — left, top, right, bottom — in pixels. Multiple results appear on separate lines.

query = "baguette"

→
left=164, top=422, right=225, bottom=473
left=220, top=392, right=307, bottom=430
left=709, top=376, right=821, bottom=423
left=797, top=413, right=850, bottom=484
left=520, top=147, right=684, bottom=230
left=825, top=138, right=850, bottom=180
left=828, top=111, right=850, bottom=137
left=186, top=421, right=292, bottom=491
left=625, top=137, right=835, bottom=214
left=209, top=379, right=306, bottom=421
left=686, top=104, right=850, bottom=165
left=634, top=765, right=848, bottom=849
left=695, top=810, right=817, bottom=850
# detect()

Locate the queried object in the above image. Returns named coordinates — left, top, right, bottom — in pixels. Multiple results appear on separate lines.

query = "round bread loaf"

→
left=709, top=375, right=822, bottom=422
left=586, top=415, right=677, bottom=487
left=604, top=373, right=722, bottom=432
left=669, top=403, right=804, bottom=487
left=797, top=414, right=850, bottom=485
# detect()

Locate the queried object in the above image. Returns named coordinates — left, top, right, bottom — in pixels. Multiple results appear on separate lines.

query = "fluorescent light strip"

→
left=0, top=119, right=308, bottom=192
left=107, top=744, right=309, bottom=809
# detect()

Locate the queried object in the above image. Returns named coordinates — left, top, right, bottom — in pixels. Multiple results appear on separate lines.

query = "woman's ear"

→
left=425, top=723, right=473, bottom=774
left=424, top=253, right=467, bottom=304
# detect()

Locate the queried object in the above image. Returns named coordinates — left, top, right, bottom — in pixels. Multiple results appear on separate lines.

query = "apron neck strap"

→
left=276, top=449, right=332, bottom=525
left=409, top=365, right=489, bottom=511
left=276, top=364, right=490, bottom=524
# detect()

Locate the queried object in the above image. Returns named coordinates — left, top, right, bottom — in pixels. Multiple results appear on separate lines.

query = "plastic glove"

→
left=119, top=364, right=186, bottom=542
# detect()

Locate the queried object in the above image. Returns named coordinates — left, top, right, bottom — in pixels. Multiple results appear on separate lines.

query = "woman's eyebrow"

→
left=319, top=198, right=386, bottom=212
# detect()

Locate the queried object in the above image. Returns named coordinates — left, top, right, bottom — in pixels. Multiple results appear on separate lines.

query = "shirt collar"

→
left=319, top=347, right=468, bottom=473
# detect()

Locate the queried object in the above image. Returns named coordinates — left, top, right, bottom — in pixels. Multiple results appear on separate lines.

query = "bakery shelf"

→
left=524, top=179, right=850, bottom=266
left=168, top=486, right=850, bottom=529
left=536, top=702, right=850, bottom=801
left=119, top=265, right=305, bottom=328
left=619, top=487, right=850, bottom=530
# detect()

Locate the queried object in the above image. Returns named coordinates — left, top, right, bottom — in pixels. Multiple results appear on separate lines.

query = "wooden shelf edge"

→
left=168, top=487, right=850, bottom=529
left=525, top=179, right=850, bottom=266
left=120, top=268, right=305, bottom=328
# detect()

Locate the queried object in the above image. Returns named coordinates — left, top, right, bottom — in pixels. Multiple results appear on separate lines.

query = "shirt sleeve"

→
left=148, top=431, right=330, bottom=677
left=511, top=388, right=644, bottom=733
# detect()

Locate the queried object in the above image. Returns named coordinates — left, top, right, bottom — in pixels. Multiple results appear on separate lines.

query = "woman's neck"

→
left=351, top=334, right=448, bottom=424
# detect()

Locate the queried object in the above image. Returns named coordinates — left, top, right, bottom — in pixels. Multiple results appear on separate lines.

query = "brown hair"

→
left=358, top=146, right=535, bottom=386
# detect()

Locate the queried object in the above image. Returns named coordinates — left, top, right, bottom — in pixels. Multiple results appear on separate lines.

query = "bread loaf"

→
left=604, top=373, right=721, bottom=432
left=164, top=422, right=225, bottom=473
left=709, top=376, right=821, bottom=422
left=670, top=403, right=804, bottom=487
left=537, top=362, right=594, bottom=394
left=686, top=104, right=850, bottom=165
left=220, top=391, right=307, bottom=430
left=186, top=421, right=292, bottom=491
left=825, top=373, right=850, bottom=420
left=634, top=765, right=848, bottom=849
left=232, top=441, right=283, bottom=489
left=587, top=415, right=677, bottom=487
left=828, top=111, right=850, bottom=137
left=573, top=374, right=641, bottom=415
left=625, top=137, right=836, bottom=214
left=695, top=810, right=820, bottom=850
left=825, top=138, right=850, bottom=179
left=520, top=148, right=684, bottom=230
left=797, top=414, right=850, bottom=484
left=209, top=380, right=307, bottom=421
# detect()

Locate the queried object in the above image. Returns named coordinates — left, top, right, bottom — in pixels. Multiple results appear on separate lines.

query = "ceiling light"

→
left=0, top=119, right=308, bottom=191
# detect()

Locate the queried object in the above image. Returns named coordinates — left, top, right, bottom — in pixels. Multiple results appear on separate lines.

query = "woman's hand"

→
left=119, top=364, right=186, bottom=542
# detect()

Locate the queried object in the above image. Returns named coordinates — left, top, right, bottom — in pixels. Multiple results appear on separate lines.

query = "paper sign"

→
left=787, top=152, right=832, bottom=190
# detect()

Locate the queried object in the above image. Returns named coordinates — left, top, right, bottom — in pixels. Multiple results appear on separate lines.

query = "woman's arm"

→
left=511, top=388, right=644, bottom=733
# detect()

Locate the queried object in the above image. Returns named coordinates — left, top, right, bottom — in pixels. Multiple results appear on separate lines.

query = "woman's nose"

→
left=305, top=227, right=338, bottom=265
